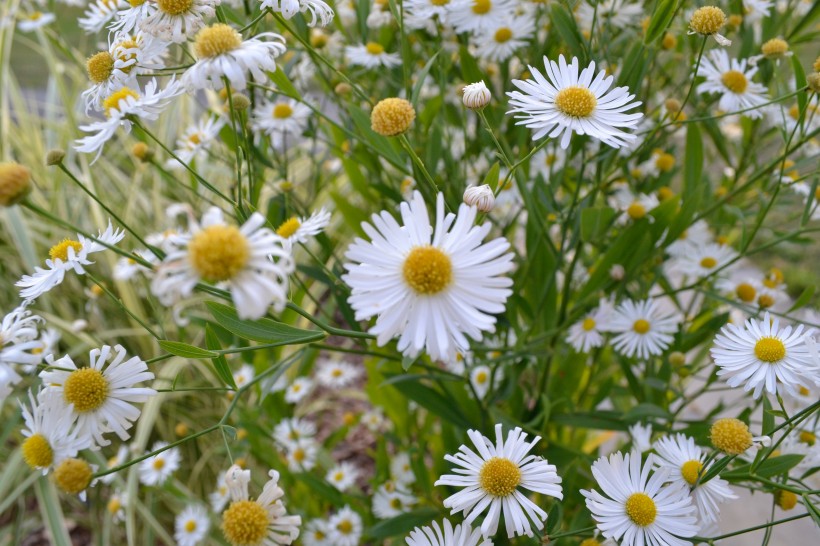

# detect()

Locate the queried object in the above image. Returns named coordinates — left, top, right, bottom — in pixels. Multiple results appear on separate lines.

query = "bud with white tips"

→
left=462, top=81, right=491, bottom=110
left=463, top=184, right=495, bottom=212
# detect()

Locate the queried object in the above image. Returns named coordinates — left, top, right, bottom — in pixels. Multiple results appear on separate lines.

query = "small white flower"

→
left=576, top=0, right=644, bottom=31
left=209, top=472, right=231, bottom=512
left=18, top=11, right=55, bottom=32
left=20, top=390, right=91, bottom=472
left=273, top=417, right=317, bottom=447
left=285, top=438, right=319, bottom=471
left=326, top=461, right=360, bottom=491
left=697, top=50, right=769, bottom=119
left=168, top=116, right=226, bottom=168
left=345, top=43, right=401, bottom=69
left=175, top=504, right=210, bottom=546
left=468, top=364, right=497, bottom=398
left=473, top=16, right=535, bottom=63
left=629, top=423, right=653, bottom=453
left=315, top=359, right=361, bottom=389
left=448, top=0, right=516, bottom=33
left=110, top=0, right=158, bottom=34
left=607, top=299, right=679, bottom=359
left=139, top=442, right=181, bottom=486
left=675, top=242, right=738, bottom=280
left=390, top=452, right=416, bottom=485
left=138, top=0, right=218, bottom=43
left=372, top=484, right=416, bottom=519
left=285, top=376, right=314, bottom=403
left=260, top=0, right=335, bottom=27
left=568, top=300, right=613, bottom=353
left=251, top=98, right=312, bottom=147
left=100, top=445, right=129, bottom=484
left=303, top=519, right=332, bottom=546
left=273, top=208, right=331, bottom=250
left=79, top=0, right=127, bottom=33
left=405, top=519, right=492, bottom=546
left=327, top=505, right=362, bottom=546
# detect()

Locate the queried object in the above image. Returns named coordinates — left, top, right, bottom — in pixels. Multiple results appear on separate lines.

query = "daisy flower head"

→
left=79, top=0, right=127, bottom=34
left=742, top=0, right=773, bottom=24
left=220, top=465, right=301, bottom=546
left=233, top=364, right=255, bottom=389
left=676, top=242, right=738, bottom=280
left=16, top=222, right=125, bottom=301
left=342, top=191, right=514, bottom=362
left=710, top=312, right=816, bottom=398
left=100, top=445, right=129, bottom=484
left=260, top=0, right=335, bottom=27
left=210, top=471, right=231, bottom=512
left=110, top=0, right=159, bottom=34
left=169, top=116, right=226, bottom=167
left=582, top=451, right=699, bottom=546
left=0, top=304, right=45, bottom=400
left=469, top=364, right=499, bottom=398
left=139, top=0, right=218, bottom=43
left=326, top=461, right=360, bottom=491
left=473, top=16, right=535, bottom=63
left=372, top=484, right=416, bottom=519
left=251, top=98, right=312, bottom=145
left=653, top=433, right=737, bottom=525
left=39, top=344, right=156, bottom=448
left=151, top=207, right=295, bottom=320
left=139, top=442, right=181, bottom=486
left=284, top=438, right=318, bottom=471
left=448, top=0, right=516, bottom=33
left=20, top=390, right=91, bottom=472
left=345, top=42, right=401, bottom=69
left=107, top=490, right=127, bottom=521
left=182, top=24, right=286, bottom=92
left=303, top=519, right=331, bottom=546
left=688, top=6, right=731, bottom=46
left=327, top=505, right=362, bottom=546
left=273, top=208, right=331, bottom=250
left=629, top=423, right=653, bottom=453
left=507, top=55, right=643, bottom=149
left=405, top=519, right=492, bottom=546
left=577, top=0, right=644, bottom=32
left=17, top=11, right=56, bottom=32
left=607, top=299, right=679, bottom=359
left=273, top=417, right=317, bottom=446
left=696, top=50, right=769, bottom=119
left=315, top=359, right=361, bottom=389
left=75, top=78, right=183, bottom=160
left=405, top=0, right=468, bottom=23
left=568, top=300, right=613, bottom=353
left=390, top=452, right=416, bottom=485
left=175, top=504, right=210, bottom=546
left=435, top=423, right=563, bottom=538
left=284, top=376, right=314, bottom=403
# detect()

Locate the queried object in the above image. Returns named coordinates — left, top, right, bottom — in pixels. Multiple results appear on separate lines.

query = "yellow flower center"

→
left=337, top=520, right=353, bottom=534
left=49, top=238, right=83, bottom=262
left=761, top=38, right=789, bottom=58
left=680, top=460, right=703, bottom=486
left=627, top=202, right=646, bottom=219
left=710, top=418, right=752, bottom=455
left=633, top=319, right=651, bottom=334
left=188, top=225, right=250, bottom=282
left=754, top=337, right=786, bottom=363
left=103, top=87, right=139, bottom=116
left=735, top=283, right=756, bottom=302
left=107, top=498, right=122, bottom=514
left=22, top=433, right=54, bottom=469
left=690, top=6, right=727, bottom=35
left=475, top=371, right=488, bottom=384
left=276, top=217, right=301, bottom=238
left=86, top=52, right=115, bottom=84
left=153, top=458, right=165, bottom=470
left=774, top=490, right=797, bottom=510
left=494, top=27, right=512, bottom=43
left=273, top=104, right=294, bottom=119
left=390, top=497, right=402, bottom=509
left=371, top=98, right=416, bottom=136
left=625, top=493, right=657, bottom=526
left=554, top=86, right=598, bottom=118
left=403, top=246, right=453, bottom=295
left=0, top=161, right=32, bottom=206
left=799, top=430, right=816, bottom=446
left=53, top=458, right=93, bottom=495
left=655, top=153, right=675, bottom=172
left=700, top=256, right=718, bottom=269
left=582, top=318, right=596, bottom=331
left=758, top=294, right=775, bottom=308
left=115, top=39, right=139, bottom=74
left=580, top=540, right=602, bottom=546
left=799, top=386, right=810, bottom=396
left=64, top=368, right=109, bottom=412
left=478, top=457, right=521, bottom=497
left=222, top=500, right=269, bottom=546
left=721, top=70, right=748, bottom=94
left=157, top=0, right=194, bottom=15
left=185, top=520, right=197, bottom=532
left=129, top=0, right=146, bottom=6
left=431, top=0, right=449, bottom=5
left=472, top=0, right=491, bottom=14
left=365, top=42, right=385, bottom=55
left=194, top=24, right=243, bottom=59
left=293, top=448, right=305, bottom=462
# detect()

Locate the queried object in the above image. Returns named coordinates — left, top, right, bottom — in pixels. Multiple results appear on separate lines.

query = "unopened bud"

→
left=46, top=149, right=65, bottom=166
left=335, top=82, right=352, bottom=96
left=463, top=184, right=495, bottom=212
left=807, top=73, right=820, bottom=94
left=609, top=264, right=625, bottom=281
left=0, top=162, right=32, bottom=206
left=131, top=142, right=153, bottom=162
left=462, top=81, right=492, bottom=110
left=229, top=93, right=250, bottom=111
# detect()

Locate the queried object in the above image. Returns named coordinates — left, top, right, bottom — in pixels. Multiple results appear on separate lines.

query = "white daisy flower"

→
left=405, top=519, right=492, bottom=546
left=113, top=249, right=156, bottom=280
left=607, top=299, right=679, bottom=359
left=0, top=304, right=44, bottom=396
left=233, top=364, right=256, bottom=389
left=284, top=376, right=314, bottom=403
left=326, top=461, right=360, bottom=491
left=210, top=472, right=231, bottom=512
left=676, top=242, right=738, bottom=280
left=342, top=191, right=514, bottom=362
left=576, top=0, right=644, bottom=31
left=17, top=11, right=55, bottom=32
left=150, top=207, right=295, bottom=320
left=434, top=423, right=564, bottom=538
left=20, top=390, right=90, bottom=472
left=251, top=98, right=312, bottom=147
left=168, top=116, right=225, bottom=167
left=106, top=491, right=127, bottom=521
left=182, top=24, right=286, bottom=92
left=39, top=344, right=156, bottom=448
left=220, top=465, right=301, bottom=546
left=473, top=16, right=535, bottom=62
left=138, top=0, right=218, bottom=43
left=629, top=423, right=653, bottom=453
left=582, top=451, right=699, bottom=546
left=742, top=0, right=773, bottom=23
left=79, top=0, right=128, bottom=33
left=696, top=50, right=769, bottom=119
left=284, top=438, right=319, bottom=471
left=448, top=0, right=516, bottom=33
left=568, top=300, right=613, bottom=353
left=653, top=433, right=737, bottom=525
left=110, top=0, right=158, bottom=34
left=362, top=406, right=389, bottom=432
left=469, top=364, right=500, bottom=398
left=345, top=43, right=401, bottom=69
left=315, top=359, right=361, bottom=389
left=327, top=506, right=362, bottom=546
left=100, top=445, right=130, bottom=484
left=273, top=417, right=317, bottom=446
left=175, top=504, right=210, bottom=546
left=16, top=222, right=126, bottom=301
left=390, top=452, right=416, bottom=485
left=405, top=0, right=467, bottom=23
left=273, top=208, right=331, bottom=250
left=366, top=0, right=393, bottom=28
left=710, top=312, right=817, bottom=398
left=260, top=0, right=335, bottom=27
left=75, top=79, right=183, bottom=160
left=665, top=220, right=714, bottom=257
left=303, top=519, right=332, bottom=546
left=138, top=442, right=181, bottom=486
left=372, top=485, right=416, bottom=519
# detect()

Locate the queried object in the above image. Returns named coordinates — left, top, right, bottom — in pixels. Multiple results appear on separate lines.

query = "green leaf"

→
left=723, top=454, right=805, bottom=480
left=792, top=55, right=808, bottom=120
left=624, top=403, right=670, bottom=422
left=458, top=45, right=484, bottom=84
left=550, top=4, right=586, bottom=62
left=644, top=0, right=678, bottom=44
left=580, top=206, right=616, bottom=242
left=390, top=379, right=473, bottom=428
left=684, top=124, right=703, bottom=198
left=206, top=325, right=237, bottom=390
left=411, top=51, right=440, bottom=107
left=788, top=285, right=815, bottom=313
left=700, top=455, right=735, bottom=483
left=268, top=68, right=301, bottom=100
left=158, top=340, right=218, bottom=359
left=552, top=411, right=630, bottom=431
left=294, top=472, right=345, bottom=507
left=762, top=396, right=774, bottom=436
left=483, top=161, right=501, bottom=192
left=206, top=302, right=324, bottom=345
left=368, top=508, right=440, bottom=540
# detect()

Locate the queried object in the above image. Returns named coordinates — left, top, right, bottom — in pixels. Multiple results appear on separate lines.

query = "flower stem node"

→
left=370, top=98, right=416, bottom=136
left=0, top=162, right=32, bottom=206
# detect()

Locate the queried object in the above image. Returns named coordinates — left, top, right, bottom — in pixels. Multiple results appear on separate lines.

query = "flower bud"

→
left=462, top=81, right=491, bottom=110
left=0, top=162, right=32, bottom=206
left=46, top=149, right=66, bottom=166
left=370, top=98, right=416, bottom=136
left=131, top=142, right=154, bottom=162
left=229, top=93, right=250, bottom=111
left=808, top=73, right=820, bottom=94
left=609, top=264, right=625, bottom=280
left=463, top=184, right=495, bottom=212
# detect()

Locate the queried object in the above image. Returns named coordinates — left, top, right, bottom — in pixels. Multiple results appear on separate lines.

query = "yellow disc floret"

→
left=735, top=283, right=756, bottom=302
left=710, top=418, right=752, bottom=454
left=157, top=0, right=193, bottom=15
left=185, top=520, right=198, bottom=532
left=403, top=246, right=453, bottom=295
left=273, top=103, right=294, bottom=119
left=494, top=27, right=512, bottom=43
left=337, top=519, right=353, bottom=534
left=554, top=86, right=598, bottom=118
left=188, top=225, right=250, bottom=282
left=627, top=202, right=646, bottom=219
left=49, top=238, right=83, bottom=262
left=365, top=42, right=385, bottom=55
left=194, top=24, right=243, bottom=59
left=472, top=0, right=491, bottom=14
left=761, top=38, right=789, bottom=59
left=276, top=217, right=301, bottom=238
left=655, top=153, right=675, bottom=172
left=582, top=318, right=596, bottom=331
left=633, top=319, right=651, bottom=334
left=721, top=70, right=748, bottom=94
left=107, top=497, right=122, bottom=514
left=64, top=368, right=109, bottom=412
left=53, top=458, right=93, bottom=495
left=221, top=500, right=270, bottom=546
left=103, top=87, right=139, bottom=116
left=86, top=51, right=115, bottom=84
left=689, top=6, right=727, bottom=36
left=774, top=489, right=797, bottom=510
left=700, top=256, right=718, bottom=269
left=625, top=492, right=657, bottom=526
left=754, top=337, right=786, bottom=363
left=478, top=457, right=521, bottom=497
left=371, top=98, right=416, bottom=136
left=0, top=161, right=32, bottom=206
left=680, top=460, right=703, bottom=486
left=799, top=430, right=816, bottom=446
left=22, top=433, right=54, bottom=469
